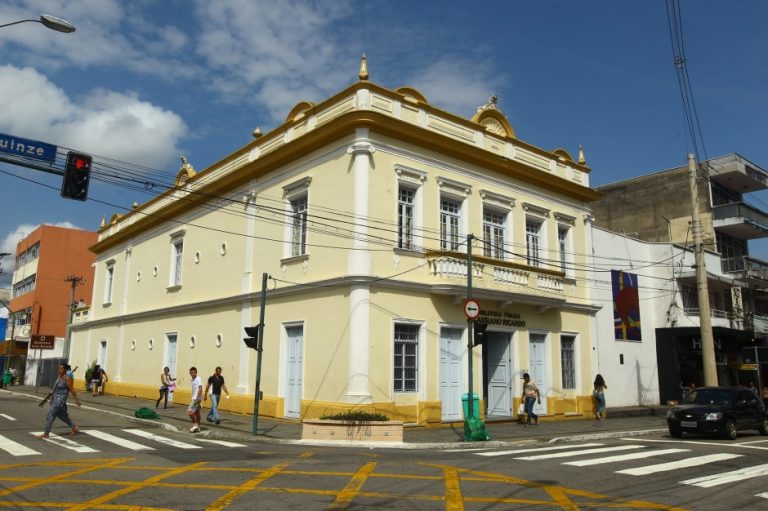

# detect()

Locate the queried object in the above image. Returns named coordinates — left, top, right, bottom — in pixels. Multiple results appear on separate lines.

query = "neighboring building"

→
left=8, top=225, right=97, bottom=384
left=71, top=60, right=604, bottom=424
left=591, top=154, right=768, bottom=403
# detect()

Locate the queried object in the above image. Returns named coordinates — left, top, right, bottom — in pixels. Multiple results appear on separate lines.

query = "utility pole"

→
left=63, top=275, right=84, bottom=361
left=688, top=154, right=717, bottom=386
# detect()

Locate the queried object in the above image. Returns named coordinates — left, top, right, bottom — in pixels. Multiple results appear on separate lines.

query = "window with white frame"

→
left=290, top=194, right=308, bottom=257
left=558, top=225, right=570, bottom=273
left=104, top=261, right=115, bottom=303
left=398, top=186, right=415, bottom=250
left=12, top=275, right=36, bottom=297
left=440, top=197, right=461, bottom=251
left=526, top=218, right=543, bottom=267
left=483, top=208, right=506, bottom=259
left=561, top=335, right=576, bottom=389
left=170, top=234, right=184, bottom=287
left=394, top=323, right=419, bottom=392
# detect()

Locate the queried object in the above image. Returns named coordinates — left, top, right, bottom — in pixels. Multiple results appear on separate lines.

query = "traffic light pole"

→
left=466, top=234, right=475, bottom=420
left=252, top=272, right=269, bottom=436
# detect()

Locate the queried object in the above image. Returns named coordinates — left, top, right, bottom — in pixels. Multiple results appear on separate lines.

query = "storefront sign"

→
left=478, top=309, right=526, bottom=328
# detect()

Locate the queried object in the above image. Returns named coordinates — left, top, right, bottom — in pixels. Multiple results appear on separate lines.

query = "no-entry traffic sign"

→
left=464, top=299, right=480, bottom=320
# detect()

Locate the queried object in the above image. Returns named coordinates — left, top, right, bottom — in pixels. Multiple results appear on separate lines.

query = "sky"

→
left=0, top=0, right=767, bottom=291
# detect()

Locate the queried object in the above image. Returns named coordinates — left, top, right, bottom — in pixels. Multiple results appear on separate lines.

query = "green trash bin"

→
left=461, top=392, right=480, bottom=419
left=2, top=372, right=11, bottom=386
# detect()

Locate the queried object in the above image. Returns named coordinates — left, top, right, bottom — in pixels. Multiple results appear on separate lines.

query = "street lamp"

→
left=0, top=14, right=76, bottom=33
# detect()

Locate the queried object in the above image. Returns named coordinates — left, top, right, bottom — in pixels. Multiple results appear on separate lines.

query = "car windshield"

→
left=684, top=389, right=731, bottom=405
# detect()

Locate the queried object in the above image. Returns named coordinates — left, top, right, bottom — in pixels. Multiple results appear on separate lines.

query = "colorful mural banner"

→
left=612, top=270, right=641, bottom=341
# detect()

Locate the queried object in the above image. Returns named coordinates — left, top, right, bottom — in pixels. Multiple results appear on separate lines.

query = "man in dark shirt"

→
left=203, top=366, right=230, bottom=425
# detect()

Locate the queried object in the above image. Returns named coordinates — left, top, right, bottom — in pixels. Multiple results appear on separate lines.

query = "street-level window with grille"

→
left=561, top=335, right=576, bottom=389
left=394, top=323, right=419, bottom=392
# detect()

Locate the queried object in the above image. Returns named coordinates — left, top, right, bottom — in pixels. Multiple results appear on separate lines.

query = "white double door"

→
left=529, top=334, right=548, bottom=416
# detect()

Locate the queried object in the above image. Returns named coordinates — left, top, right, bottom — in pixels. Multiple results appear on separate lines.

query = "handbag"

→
left=517, top=403, right=525, bottom=415
left=168, top=383, right=176, bottom=393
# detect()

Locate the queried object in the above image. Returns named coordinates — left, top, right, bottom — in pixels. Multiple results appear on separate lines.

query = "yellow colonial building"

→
left=70, top=60, right=602, bottom=424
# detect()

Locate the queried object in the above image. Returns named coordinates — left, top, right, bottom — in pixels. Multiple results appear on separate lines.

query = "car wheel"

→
left=758, top=418, right=768, bottom=436
left=669, top=427, right=682, bottom=438
left=723, top=419, right=738, bottom=440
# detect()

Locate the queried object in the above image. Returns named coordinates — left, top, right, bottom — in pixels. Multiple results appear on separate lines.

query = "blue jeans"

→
left=207, top=394, right=220, bottom=422
left=524, top=396, right=538, bottom=424
left=595, top=392, right=606, bottom=414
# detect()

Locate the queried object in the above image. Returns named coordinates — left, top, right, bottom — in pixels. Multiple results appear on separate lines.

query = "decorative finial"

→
left=477, top=94, right=500, bottom=112
left=358, top=53, right=369, bottom=81
left=252, top=127, right=263, bottom=138
left=100, top=216, right=106, bottom=228
left=132, top=202, right=139, bottom=209
left=179, top=155, right=195, bottom=173
left=578, top=144, right=586, bottom=165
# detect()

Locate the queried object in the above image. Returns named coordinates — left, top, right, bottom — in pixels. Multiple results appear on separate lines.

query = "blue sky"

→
left=0, top=0, right=767, bottom=289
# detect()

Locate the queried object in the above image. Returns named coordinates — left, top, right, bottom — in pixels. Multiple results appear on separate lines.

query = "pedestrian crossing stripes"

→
left=471, top=442, right=766, bottom=501
left=0, top=434, right=40, bottom=456
left=615, top=453, right=742, bottom=476
left=0, top=413, right=16, bottom=421
left=0, top=428, right=248, bottom=457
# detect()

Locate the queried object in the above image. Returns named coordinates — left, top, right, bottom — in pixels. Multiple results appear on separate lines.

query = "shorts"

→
left=186, top=400, right=201, bottom=416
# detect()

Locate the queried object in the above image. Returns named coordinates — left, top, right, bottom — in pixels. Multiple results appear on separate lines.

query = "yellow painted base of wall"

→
left=74, top=381, right=601, bottom=425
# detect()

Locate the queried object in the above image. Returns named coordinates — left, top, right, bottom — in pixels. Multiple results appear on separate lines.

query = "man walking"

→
left=204, top=366, right=230, bottom=425
left=521, top=373, right=541, bottom=427
left=187, top=367, right=202, bottom=433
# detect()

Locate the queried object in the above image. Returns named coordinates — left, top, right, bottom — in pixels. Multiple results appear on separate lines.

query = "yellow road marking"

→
left=206, top=461, right=292, bottom=510
left=65, top=461, right=209, bottom=511
left=328, top=461, right=377, bottom=510
left=443, top=466, right=464, bottom=511
left=299, top=450, right=315, bottom=458
left=0, top=458, right=131, bottom=497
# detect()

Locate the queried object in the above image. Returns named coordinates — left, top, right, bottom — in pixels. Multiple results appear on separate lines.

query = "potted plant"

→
left=84, top=360, right=97, bottom=392
left=301, top=410, right=404, bottom=442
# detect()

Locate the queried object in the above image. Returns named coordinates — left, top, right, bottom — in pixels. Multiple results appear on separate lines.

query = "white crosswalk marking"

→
left=616, top=453, right=742, bottom=476
left=515, top=445, right=644, bottom=461
left=756, top=492, right=768, bottom=499
left=123, top=428, right=201, bottom=449
left=30, top=432, right=98, bottom=453
left=564, top=448, right=690, bottom=466
left=477, top=443, right=604, bottom=457
left=0, top=414, right=16, bottom=421
left=680, top=463, right=768, bottom=488
left=0, top=434, right=40, bottom=456
left=196, top=438, right=247, bottom=448
left=82, top=429, right=155, bottom=451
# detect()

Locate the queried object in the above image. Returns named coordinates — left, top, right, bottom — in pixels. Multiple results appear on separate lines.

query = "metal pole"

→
left=689, top=154, right=717, bottom=386
left=466, top=234, right=475, bottom=419
left=252, top=272, right=269, bottom=435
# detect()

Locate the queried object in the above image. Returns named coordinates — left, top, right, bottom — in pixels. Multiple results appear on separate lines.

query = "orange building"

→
left=8, top=225, right=97, bottom=341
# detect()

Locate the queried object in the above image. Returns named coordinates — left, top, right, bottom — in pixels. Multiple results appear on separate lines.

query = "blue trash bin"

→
left=461, top=392, right=480, bottom=418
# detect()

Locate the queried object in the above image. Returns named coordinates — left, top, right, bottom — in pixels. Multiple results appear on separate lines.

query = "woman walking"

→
left=37, top=363, right=81, bottom=438
left=156, top=367, right=176, bottom=409
left=594, top=374, right=608, bottom=420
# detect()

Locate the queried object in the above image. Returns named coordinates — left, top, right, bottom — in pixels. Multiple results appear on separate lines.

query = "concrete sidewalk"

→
left=2, top=385, right=670, bottom=448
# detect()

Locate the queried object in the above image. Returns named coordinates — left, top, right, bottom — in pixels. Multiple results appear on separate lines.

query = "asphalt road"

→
left=2, top=394, right=768, bottom=510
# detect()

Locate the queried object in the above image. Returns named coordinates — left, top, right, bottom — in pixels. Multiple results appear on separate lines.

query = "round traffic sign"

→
left=464, top=299, right=480, bottom=320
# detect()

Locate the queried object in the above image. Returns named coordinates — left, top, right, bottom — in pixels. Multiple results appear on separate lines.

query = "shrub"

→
left=320, top=410, right=390, bottom=422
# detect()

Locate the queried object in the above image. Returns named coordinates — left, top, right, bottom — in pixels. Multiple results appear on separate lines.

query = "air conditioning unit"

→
left=18, top=325, right=31, bottom=338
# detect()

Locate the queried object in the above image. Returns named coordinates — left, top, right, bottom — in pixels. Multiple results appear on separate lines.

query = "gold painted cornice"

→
left=92, top=82, right=601, bottom=254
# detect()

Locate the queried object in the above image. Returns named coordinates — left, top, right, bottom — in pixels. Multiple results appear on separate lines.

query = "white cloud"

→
left=0, top=65, right=187, bottom=167
left=0, top=222, right=78, bottom=287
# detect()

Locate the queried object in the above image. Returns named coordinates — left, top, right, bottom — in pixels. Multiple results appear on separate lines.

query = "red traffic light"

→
left=61, top=151, right=92, bottom=201
left=72, top=157, right=90, bottom=170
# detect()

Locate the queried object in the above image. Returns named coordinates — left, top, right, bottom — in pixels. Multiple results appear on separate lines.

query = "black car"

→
left=666, top=386, right=768, bottom=440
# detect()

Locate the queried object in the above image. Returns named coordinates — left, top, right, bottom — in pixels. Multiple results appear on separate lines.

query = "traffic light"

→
left=243, top=326, right=260, bottom=350
left=61, top=151, right=92, bottom=201
left=473, top=321, right=488, bottom=346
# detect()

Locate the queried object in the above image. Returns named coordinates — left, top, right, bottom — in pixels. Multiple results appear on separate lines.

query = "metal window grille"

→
left=561, top=336, right=576, bottom=389
left=440, top=198, right=461, bottom=251
left=398, top=187, right=415, bottom=249
left=483, top=209, right=505, bottom=259
left=290, top=196, right=308, bottom=256
left=526, top=220, right=541, bottom=267
left=558, top=226, right=568, bottom=273
left=394, top=324, right=419, bottom=392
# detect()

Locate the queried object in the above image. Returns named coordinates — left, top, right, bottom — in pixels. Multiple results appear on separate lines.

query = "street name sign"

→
left=0, top=133, right=57, bottom=163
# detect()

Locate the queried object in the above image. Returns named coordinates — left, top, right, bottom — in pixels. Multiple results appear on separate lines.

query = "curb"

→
left=548, top=428, right=669, bottom=444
